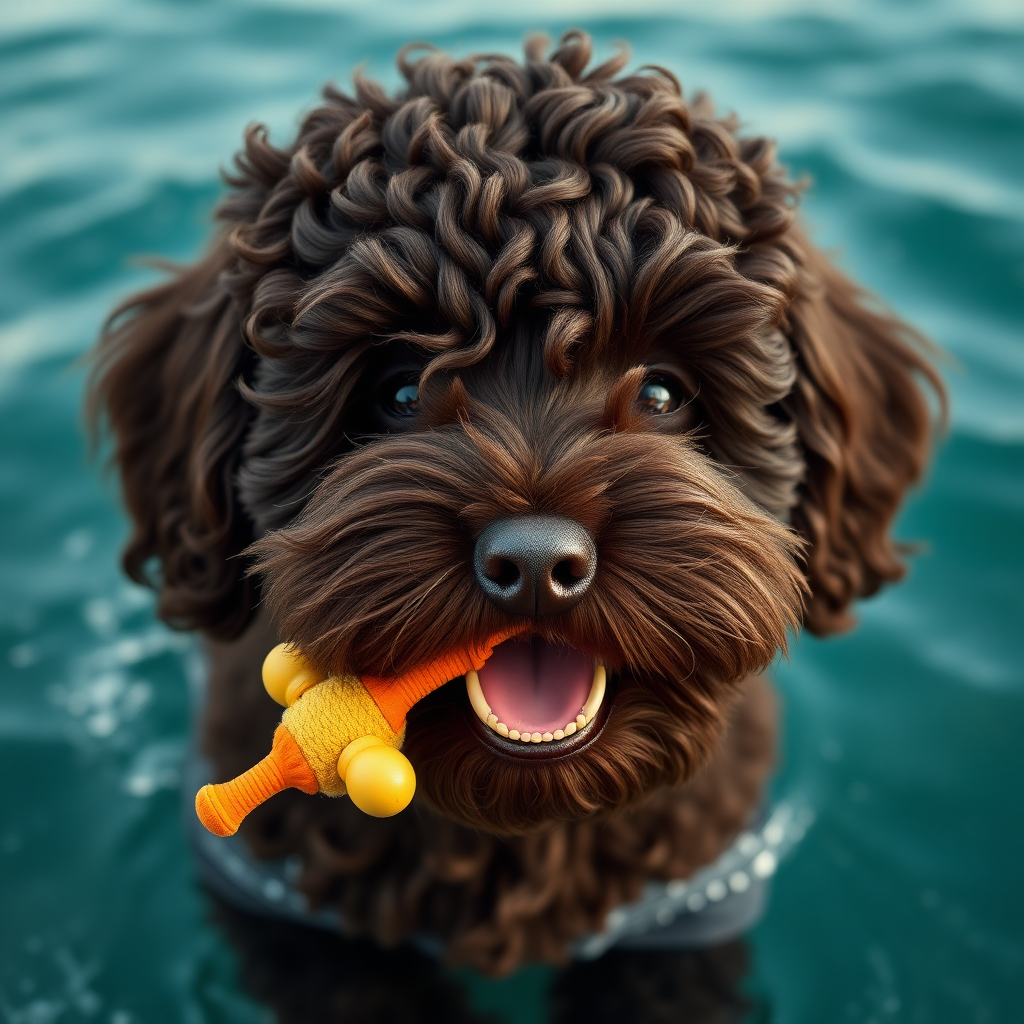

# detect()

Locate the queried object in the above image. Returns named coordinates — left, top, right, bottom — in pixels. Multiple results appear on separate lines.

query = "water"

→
left=1, top=1, right=1021, bottom=1020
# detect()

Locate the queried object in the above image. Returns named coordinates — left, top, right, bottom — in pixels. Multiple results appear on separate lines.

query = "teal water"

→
left=1, top=1, right=1021, bottom=1021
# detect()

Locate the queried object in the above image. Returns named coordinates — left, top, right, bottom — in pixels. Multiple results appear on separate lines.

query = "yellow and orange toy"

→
left=195, top=632, right=517, bottom=837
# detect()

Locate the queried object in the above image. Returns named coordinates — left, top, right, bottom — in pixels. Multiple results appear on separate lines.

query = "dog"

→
left=90, top=30, right=940, bottom=1018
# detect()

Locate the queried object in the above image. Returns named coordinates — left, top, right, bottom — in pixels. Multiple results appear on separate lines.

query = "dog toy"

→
left=195, top=631, right=518, bottom=836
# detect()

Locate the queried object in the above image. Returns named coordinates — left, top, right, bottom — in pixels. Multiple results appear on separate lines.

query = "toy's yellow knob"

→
left=263, top=643, right=322, bottom=706
left=338, top=738, right=416, bottom=818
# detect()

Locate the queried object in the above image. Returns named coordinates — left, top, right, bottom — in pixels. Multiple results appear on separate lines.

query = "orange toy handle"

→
left=363, top=626, right=523, bottom=731
left=195, top=724, right=318, bottom=837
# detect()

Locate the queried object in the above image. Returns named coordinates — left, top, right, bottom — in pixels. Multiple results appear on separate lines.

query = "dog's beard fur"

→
left=252, top=346, right=807, bottom=833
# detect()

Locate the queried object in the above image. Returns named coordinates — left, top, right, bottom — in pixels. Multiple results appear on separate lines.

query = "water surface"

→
left=1, top=2, right=1022, bottom=1021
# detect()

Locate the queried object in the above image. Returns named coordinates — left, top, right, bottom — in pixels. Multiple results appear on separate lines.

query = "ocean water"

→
left=1, top=1, right=1021, bottom=1021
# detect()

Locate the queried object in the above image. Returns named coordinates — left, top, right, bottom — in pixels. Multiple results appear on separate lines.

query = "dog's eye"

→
left=388, top=383, right=419, bottom=417
left=637, top=374, right=684, bottom=415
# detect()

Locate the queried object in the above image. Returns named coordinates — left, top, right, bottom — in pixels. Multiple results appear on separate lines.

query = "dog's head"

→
left=92, top=33, right=939, bottom=834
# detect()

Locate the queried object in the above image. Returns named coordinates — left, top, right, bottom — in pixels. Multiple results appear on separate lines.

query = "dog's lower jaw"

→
left=405, top=657, right=740, bottom=834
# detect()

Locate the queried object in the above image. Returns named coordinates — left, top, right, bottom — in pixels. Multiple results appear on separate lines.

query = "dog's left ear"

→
left=89, top=236, right=257, bottom=638
left=784, top=232, right=944, bottom=635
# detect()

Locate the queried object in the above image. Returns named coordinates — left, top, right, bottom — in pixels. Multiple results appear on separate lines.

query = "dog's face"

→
left=92, top=33, right=938, bottom=835
left=251, top=329, right=806, bottom=831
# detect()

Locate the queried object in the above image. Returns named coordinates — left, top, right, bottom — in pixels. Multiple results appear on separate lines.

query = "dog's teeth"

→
left=581, top=665, right=606, bottom=721
left=465, top=670, right=492, bottom=723
left=467, top=661, right=606, bottom=744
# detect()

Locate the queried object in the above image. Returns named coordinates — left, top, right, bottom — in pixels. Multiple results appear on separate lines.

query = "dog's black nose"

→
left=473, top=515, right=597, bottom=619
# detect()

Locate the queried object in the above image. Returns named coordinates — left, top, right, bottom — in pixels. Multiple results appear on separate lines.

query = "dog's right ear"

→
left=783, top=233, right=944, bottom=636
left=89, top=236, right=257, bottom=638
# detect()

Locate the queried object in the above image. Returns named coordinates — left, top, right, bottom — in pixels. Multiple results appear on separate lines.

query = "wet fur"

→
left=90, top=31, right=940, bottom=982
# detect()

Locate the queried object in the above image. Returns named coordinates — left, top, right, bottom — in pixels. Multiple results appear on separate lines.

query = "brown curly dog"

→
left=90, top=29, right=940, bottom=1014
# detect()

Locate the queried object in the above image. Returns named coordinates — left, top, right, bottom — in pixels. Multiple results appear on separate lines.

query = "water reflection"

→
left=212, top=894, right=752, bottom=1024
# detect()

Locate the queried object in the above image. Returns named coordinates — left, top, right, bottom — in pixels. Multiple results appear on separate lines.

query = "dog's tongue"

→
left=477, top=637, right=592, bottom=735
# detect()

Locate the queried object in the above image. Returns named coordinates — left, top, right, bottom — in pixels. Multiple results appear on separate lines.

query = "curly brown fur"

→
left=88, top=31, right=942, bottom=642
left=90, top=31, right=942, bottom=978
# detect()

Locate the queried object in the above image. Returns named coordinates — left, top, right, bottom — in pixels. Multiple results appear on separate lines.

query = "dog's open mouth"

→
left=465, top=635, right=606, bottom=745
